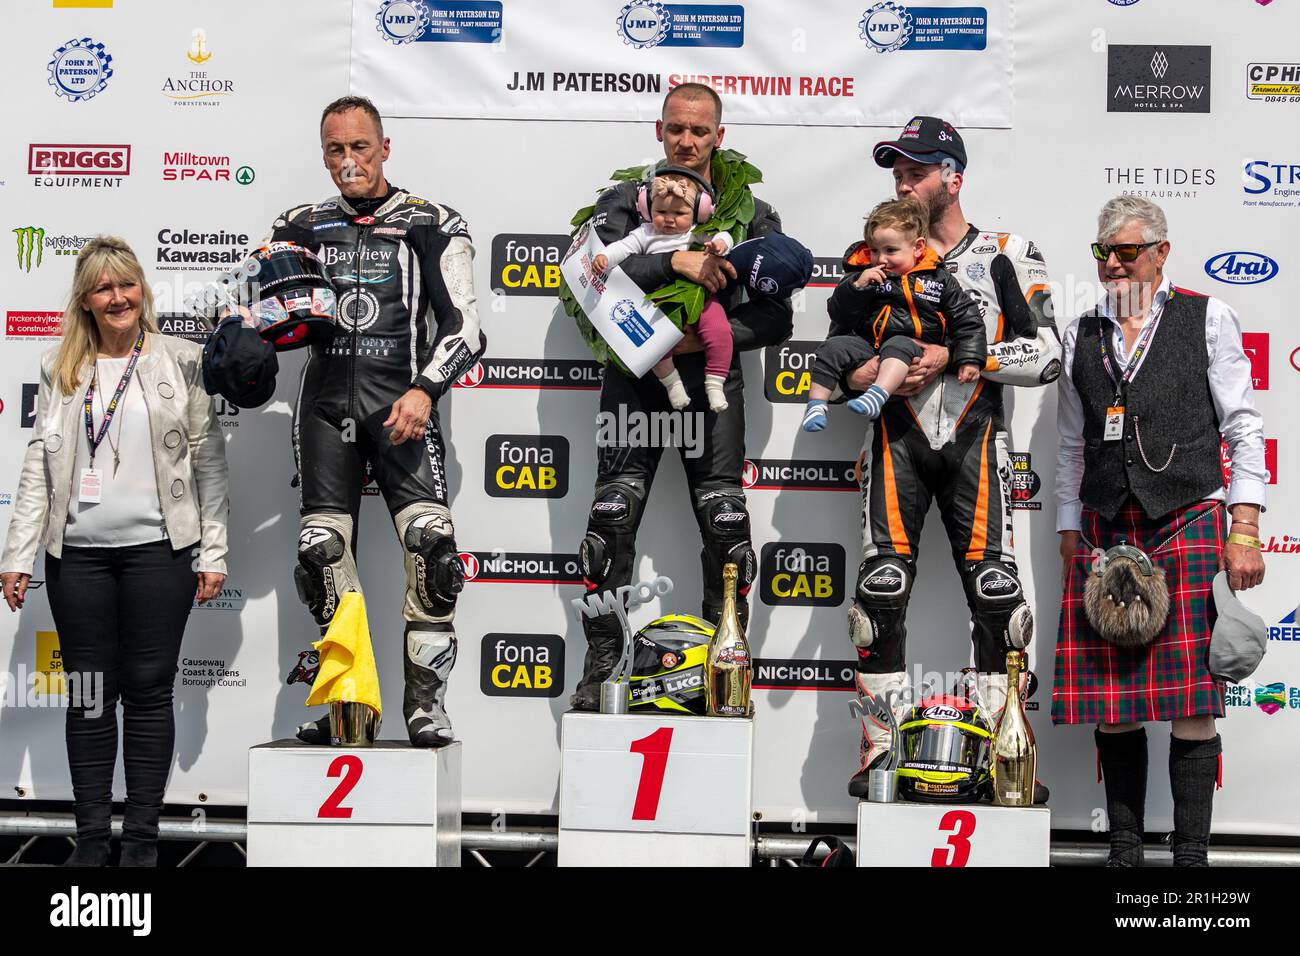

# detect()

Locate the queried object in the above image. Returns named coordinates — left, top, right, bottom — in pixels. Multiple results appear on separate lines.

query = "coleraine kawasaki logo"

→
left=480, top=634, right=565, bottom=697
left=47, top=37, right=113, bottom=102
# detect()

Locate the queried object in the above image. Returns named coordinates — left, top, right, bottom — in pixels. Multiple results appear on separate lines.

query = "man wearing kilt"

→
left=1054, top=195, right=1267, bottom=866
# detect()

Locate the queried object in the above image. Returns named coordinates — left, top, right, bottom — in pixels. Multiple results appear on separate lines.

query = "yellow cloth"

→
left=304, top=592, right=382, bottom=717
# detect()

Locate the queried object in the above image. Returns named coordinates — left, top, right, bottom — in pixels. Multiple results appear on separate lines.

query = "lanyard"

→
left=1098, top=292, right=1168, bottom=402
left=83, top=329, right=145, bottom=466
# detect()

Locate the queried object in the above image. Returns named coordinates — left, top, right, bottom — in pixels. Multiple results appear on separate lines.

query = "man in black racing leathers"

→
left=570, top=83, right=793, bottom=709
left=268, top=96, right=482, bottom=746
left=838, top=117, right=1062, bottom=796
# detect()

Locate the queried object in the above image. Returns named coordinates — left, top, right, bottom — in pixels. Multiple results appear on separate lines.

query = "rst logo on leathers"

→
left=480, top=634, right=565, bottom=698
left=759, top=542, right=846, bottom=607
left=484, top=434, right=569, bottom=498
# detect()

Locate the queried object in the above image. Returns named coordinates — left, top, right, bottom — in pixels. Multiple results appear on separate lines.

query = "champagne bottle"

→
left=706, top=563, right=752, bottom=717
left=991, top=650, right=1035, bottom=806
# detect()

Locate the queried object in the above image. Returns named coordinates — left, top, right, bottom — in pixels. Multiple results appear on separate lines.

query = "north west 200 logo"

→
left=1008, top=452, right=1042, bottom=511
left=480, top=634, right=564, bottom=697
left=759, top=542, right=846, bottom=607
left=485, top=434, right=569, bottom=498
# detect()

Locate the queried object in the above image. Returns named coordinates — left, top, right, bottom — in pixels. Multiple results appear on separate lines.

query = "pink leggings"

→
left=654, top=297, right=733, bottom=380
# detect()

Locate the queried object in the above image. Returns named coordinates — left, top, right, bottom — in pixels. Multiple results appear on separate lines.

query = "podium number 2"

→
left=629, top=727, right=674, bottom=821
left=931, top=810, right=977, bottom=867
left=318, top=755, right=363, bottom=819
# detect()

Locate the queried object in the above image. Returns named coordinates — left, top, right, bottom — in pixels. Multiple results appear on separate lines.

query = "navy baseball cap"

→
left=202, top=317, right=279, bottom=409
left=873, top=116, right=967, bottom=172
left=727, top=232, right=814, bottom=298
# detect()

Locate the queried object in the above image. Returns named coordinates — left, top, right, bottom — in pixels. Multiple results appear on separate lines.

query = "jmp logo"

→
left=1204, top=251, right=1278, bottom=285
left=485, top=435, right=569, bottom=498
left=47, top=37, right=114, bottom=102
left=13, top=227, right=45, bottom=272
left=759, top=542, right=845, bottom=607
left=859, top=2, right=913, bottom=54
left=617, top=1, right=671, bottom=49
left=375, top=0, right=431, bottom=44
left=610, top=299, right=653, bottom=347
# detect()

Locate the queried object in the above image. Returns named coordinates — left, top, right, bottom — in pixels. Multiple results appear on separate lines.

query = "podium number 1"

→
left=629, top=727, right=674, bottom=821
left=318, top=755, right=364, bottom=819
left=931, top=809, right=977, bottom=867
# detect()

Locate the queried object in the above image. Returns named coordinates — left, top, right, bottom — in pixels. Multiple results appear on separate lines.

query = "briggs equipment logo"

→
left=764, top=341, right=819, bottom=403
left=490, top=234, right=568, bottom=296
left=742, top=458, right=857, bottom=492
left=29, top=144, right=130, bottom=188
left=458, top=551, right=584, bottom=585
left=8, top=313, right=62, bottom=340
left=480, top=634, right=564, bottom=697
left=485, top=434, right=569, bottom=498
left=759, top=542, right=846, bottom=607
left=1108, top=45, right=1211, bottom=113
left=454, top=357, right=602, bottom=390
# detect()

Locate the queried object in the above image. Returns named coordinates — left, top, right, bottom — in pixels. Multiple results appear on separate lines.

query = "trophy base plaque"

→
left=247, top=739, right=462, bottom=866
left=558, top=712, right=754, bottom=867
left=856, top=800, right=1050, bottom=867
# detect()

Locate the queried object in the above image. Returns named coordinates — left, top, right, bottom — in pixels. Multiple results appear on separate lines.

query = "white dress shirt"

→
left=1055, top=276, right=1267, bottom=532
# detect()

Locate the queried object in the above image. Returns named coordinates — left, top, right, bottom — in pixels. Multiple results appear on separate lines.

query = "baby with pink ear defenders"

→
left=593, top=173, right=736, bottom=412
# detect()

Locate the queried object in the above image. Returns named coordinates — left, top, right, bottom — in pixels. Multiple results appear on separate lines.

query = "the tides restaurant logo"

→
left=763, top=341, right=819, bottom=403
left=742, top=458, right=857, bottom=492
left=458, top=550, right=584, bottom=585
left=480, top=634, right=564, bottom=697
left=490, top=234, right=568, bottom=296
left=29, top=144, right=130, bottom=188
left=454, top=357, right=602, bottom=390
left=759, top=542, right=846, bottom=606
left=484, top=434, right=569, bottom=498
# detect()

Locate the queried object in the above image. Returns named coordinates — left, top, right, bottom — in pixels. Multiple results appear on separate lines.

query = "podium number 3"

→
left=931, top=810, right=977, bottom=867
left=318, top=755, right=364, bottom=819
left=629, top=727, right=674, bottom=821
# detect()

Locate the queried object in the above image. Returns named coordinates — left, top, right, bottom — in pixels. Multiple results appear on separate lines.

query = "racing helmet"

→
left=244, top=242, right=337, bottom=350
left=895, top=695, right=993, bottom=803
left=627, top=614, right=713, bottom=714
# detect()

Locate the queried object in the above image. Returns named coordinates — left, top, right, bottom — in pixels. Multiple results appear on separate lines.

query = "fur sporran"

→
left=1082, top=543, right=1171, bottom=648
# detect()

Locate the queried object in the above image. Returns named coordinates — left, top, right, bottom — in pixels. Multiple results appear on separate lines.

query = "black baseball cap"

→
left=727, top=232, right=814, bottom=298
left=202, top=317, right=279, bottom=409
left=873, top=116, right=967, bottom=172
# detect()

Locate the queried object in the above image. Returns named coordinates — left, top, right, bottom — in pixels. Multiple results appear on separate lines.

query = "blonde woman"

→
left=0, top=237, right=229, bottom=866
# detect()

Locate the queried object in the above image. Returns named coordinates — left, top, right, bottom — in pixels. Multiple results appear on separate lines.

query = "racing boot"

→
left=296, top=713, right=332, bottom=744
left=848, top=671, right=909, bottom=798
left=569, top=615, right=623, bottom=712
left=404, top=625, right=458, bottom=747
left=976, top=671, right=1050, bottom=805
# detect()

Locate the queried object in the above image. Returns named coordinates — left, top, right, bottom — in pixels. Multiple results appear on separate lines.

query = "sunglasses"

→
left=1091, top=241, right=1158, bottom=263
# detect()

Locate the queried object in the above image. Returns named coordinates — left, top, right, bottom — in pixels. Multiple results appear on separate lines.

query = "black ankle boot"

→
left=1096, top=727, right=1148, bottom=867
left=64, top=801, right=112, bottom=867
left=119, top=802, right=161, bottom=868
left=1169, top=734, right=1221, bottom=867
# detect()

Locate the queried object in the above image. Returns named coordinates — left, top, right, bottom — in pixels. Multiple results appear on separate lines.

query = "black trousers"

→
left=811, top=333, right=923, bottom=393
left=45, top=540, right=197, bottom=812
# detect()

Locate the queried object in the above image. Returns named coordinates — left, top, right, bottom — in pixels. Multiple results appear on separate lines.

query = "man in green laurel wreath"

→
left=559, top=84, right=793, bottom=711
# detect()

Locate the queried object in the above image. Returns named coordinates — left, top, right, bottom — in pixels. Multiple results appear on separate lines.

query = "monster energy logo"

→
left=14, top=227, right=45, bottom=271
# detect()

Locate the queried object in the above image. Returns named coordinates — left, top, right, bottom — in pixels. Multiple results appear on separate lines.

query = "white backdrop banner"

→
left=351, top=0, right=1014, bottom=127
left=1, top=0, right=1298, bottom=840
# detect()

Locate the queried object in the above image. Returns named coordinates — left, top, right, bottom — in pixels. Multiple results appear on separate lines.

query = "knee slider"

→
left=849, top=557, right=912, bottom=650
left=963, top=561, right=1033, bottom=650
left=581, top=482, right=642, bottom=587
left=295, top=513, right=359, bottom=625
left=397, top=503, right=463, bottom=619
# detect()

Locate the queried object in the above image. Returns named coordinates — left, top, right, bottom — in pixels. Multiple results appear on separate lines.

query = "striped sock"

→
left=848, top=384, right=890, bottom=419
left=801, top=400, right=829, bottom=432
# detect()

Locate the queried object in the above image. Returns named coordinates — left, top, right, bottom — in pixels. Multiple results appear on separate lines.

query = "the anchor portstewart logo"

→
left=14, top=227, right=45, bottom=272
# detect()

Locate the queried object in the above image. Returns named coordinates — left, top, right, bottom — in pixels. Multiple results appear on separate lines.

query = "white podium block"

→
left=857, top=800, right=1050, bottom=867
left=559, top=712, right=754, bottom=867
left=247, top=740, right=461, bottom=867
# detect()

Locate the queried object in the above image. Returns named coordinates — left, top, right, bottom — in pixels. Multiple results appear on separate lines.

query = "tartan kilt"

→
left=1051, top=498, right=1226, bottom=725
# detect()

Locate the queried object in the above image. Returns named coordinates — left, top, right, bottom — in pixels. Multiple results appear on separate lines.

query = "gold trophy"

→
left=990, top=650, right=1036, bottom=806
left=706, top=563, right=752, bottom=717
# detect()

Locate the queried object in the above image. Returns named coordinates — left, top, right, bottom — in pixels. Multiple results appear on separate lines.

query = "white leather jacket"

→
left=1, top=333, right=229, bottom=576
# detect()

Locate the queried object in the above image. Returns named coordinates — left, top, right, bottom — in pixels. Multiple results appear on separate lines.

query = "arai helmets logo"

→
left=617, top=1, right=671, bottom=49
left=48, top=38, right=113, bottom=102
left=922, top=704, right=963, bottom=721
left=859, top=2, right=913, bottom=54
left=1204, top=252, right=1278, bottom=285
left=376, top=0, right=431, bottom=44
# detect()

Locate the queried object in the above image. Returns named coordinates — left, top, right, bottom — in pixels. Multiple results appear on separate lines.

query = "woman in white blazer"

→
left=0, top=236, right=229, bottom=866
